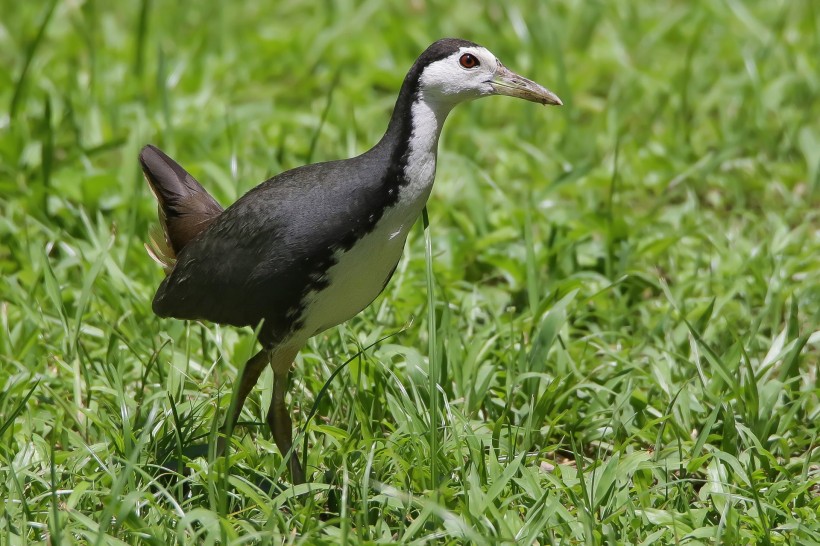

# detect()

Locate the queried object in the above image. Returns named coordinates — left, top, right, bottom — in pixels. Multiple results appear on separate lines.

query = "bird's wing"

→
left=151, top=153, right=392, bottom=344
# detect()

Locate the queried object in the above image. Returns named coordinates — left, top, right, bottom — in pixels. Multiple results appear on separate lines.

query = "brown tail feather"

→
left=139, top=145, right=223, bottom=271
left=145, top=224, right=174, bottom=274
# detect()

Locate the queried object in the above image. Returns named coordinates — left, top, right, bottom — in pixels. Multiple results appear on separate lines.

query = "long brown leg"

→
left=219, top=349, right=271, bottom=450
left=267, top=369, right=305, bottom=484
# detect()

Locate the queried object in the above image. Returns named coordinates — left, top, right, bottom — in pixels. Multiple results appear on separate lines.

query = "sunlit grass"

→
left=1, top=0, right=819, bottom=543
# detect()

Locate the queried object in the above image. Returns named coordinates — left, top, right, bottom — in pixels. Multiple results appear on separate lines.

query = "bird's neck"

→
left=376, top=81, right=455, bottom=215
left=403, top=95, right=452, bottom=185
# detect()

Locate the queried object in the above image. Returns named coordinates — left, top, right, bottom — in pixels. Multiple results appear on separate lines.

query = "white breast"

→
left=298, top=204, right=415, bottom=339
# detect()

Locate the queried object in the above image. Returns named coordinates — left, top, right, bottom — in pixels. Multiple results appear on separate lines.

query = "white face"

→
left=417, top=44, right=562, bottom=108
left=418, top=46, right=500, bottom=104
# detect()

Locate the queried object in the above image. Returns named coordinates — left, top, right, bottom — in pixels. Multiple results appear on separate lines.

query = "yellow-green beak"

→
left=491, top=64, right=563, bottom=106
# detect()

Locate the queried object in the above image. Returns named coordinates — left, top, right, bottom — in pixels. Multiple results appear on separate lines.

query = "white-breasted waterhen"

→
left=140, top=38, right=562, bottom=484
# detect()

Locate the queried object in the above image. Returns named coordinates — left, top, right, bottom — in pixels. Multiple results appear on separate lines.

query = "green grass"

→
left=1, top=0, right=819, bottom=543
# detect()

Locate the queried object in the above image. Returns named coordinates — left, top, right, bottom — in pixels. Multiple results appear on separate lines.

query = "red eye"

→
left=459, top=53, right=479, bottom=69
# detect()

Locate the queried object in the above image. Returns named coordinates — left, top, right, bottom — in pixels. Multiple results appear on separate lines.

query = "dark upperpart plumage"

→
left=141, top=38, right=481, bottom=347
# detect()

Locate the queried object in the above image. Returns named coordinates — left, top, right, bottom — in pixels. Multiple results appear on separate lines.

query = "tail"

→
left=139, top=145, right=224, bottom=273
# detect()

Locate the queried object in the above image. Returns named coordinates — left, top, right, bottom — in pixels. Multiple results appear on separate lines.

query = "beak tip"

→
left=543, top=93, right=563, bottom=106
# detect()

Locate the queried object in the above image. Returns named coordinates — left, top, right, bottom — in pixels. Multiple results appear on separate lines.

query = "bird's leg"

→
left=267, top=368, right=305, bottom=484
left=218, top=348, right=271, bottom=452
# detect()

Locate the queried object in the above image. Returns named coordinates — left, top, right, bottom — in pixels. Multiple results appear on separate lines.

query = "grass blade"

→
left=9, top=0, right=58, bottom=119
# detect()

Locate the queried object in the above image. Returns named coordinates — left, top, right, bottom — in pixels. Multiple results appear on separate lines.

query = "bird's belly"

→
left=298, top=218, right=409, bottom=338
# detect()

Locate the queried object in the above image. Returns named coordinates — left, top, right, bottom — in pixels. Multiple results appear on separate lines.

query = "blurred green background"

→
left=1, top=0, right=819, bottom=543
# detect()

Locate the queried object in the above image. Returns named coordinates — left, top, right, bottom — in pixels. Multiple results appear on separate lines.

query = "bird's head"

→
left=414, top=38, right=563, bottom=108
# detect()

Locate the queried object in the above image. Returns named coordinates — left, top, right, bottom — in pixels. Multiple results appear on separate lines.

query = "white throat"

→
left=398, top=95, right=454, bottom=215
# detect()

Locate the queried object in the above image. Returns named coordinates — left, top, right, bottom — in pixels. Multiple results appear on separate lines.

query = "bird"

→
left=140, top=38, right=562, bottom=484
